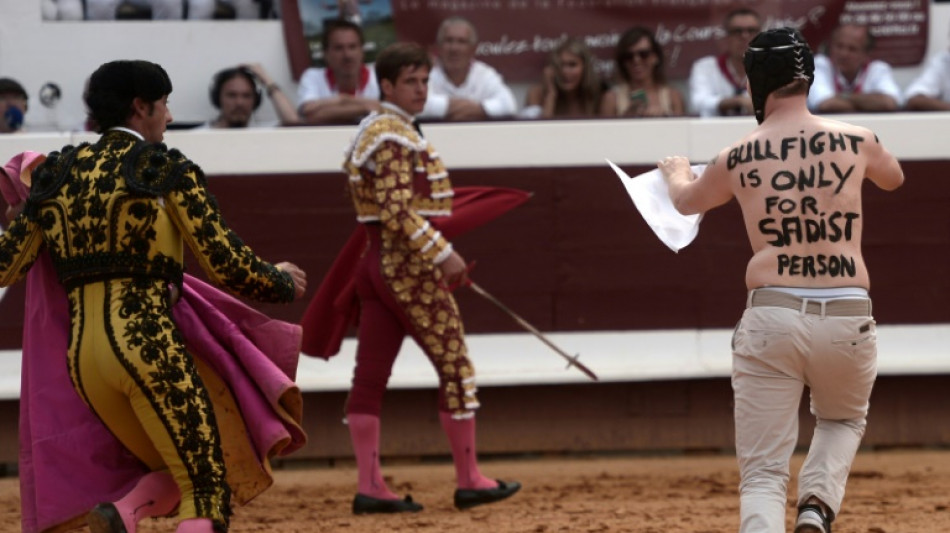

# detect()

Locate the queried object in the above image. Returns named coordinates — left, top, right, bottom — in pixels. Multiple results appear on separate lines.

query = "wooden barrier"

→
left=0, top=115, right=947, bottom=465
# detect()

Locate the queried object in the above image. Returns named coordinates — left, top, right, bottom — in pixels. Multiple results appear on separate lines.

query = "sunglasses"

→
left=621, top=49, right=654, bottom=62
left=728, top=26, right=760, bottom=36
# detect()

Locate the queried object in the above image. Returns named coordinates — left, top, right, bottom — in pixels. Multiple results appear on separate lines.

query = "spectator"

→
left=688, top=7, right=761, bottom=117
left=600, top=26, right=685, bottom=118
left=903, top=30, right=950, bottom=111
left=0, top=78, right=28, bottom=134
left=45, top=0, right=231, bottom=19
left=521, top=37, right=604, bottom=119
left=297, top=19, right=381, bottom=125
left=42, top=0, right=84, bottom=19
left=809, top=24, right=902, bottom=113
left=418, top=16, right=518, bottom=122
left=199, top=63, right=299, bottom=128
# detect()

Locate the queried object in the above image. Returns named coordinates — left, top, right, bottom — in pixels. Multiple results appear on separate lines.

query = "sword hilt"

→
left=565, top=353, right=581, bottom=370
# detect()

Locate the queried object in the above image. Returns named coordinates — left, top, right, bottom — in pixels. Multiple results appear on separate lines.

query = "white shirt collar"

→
left=110, top=126, right=144, bottom=141
left=380, top=102, right=415, bottom=121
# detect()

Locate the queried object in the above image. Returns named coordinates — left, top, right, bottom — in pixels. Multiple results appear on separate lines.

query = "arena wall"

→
left=0, top=114, right=947, bottom=466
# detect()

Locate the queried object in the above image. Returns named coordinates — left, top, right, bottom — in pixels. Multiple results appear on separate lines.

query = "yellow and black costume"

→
left=0, top=130, right=295, bottom=532
left=344, top=104, right=478, bottom=418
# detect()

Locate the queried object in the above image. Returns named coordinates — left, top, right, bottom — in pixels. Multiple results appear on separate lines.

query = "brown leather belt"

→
left=748, top=289, right=872, bottom=317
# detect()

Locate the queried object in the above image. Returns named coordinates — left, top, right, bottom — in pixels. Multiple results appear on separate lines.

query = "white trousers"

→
left=731, top=302, right=877, bottom=532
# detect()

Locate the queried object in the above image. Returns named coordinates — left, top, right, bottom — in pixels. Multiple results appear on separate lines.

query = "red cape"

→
left=300, top=186, right=532, bottom=359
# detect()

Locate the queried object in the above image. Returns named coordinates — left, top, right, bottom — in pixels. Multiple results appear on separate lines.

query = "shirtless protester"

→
left=658, top=28, right=904, bottom=533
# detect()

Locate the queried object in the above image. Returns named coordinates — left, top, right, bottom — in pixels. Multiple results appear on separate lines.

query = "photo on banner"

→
left=294, top=0, right=396, bottom=65
left=282, top=0, right=929, bottom=83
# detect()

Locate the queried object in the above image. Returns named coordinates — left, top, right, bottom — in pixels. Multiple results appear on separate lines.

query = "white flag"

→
left=607, top=159, right=705, bottom=253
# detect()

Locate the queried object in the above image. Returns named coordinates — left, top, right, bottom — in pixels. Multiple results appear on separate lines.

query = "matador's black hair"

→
left=743, top=27, right=815, bottom=124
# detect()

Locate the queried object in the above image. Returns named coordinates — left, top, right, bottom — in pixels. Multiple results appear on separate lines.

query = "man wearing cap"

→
left=658, top=28, right=904, bottom=533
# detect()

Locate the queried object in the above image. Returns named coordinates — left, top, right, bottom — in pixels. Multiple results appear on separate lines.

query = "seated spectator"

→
left=44, top=0, right=236, bottom=19
left=808, top=24, right=902, bottom=113
left=199, top=64, right=299, bottom=128
left=903, top=33, right=950, bottom=111
left=600, top=26, right=685, bottom=118
left=418, top=16, right=518, bottom=122
left=0, top=78, right=28, bottom=134
left=521, top=37, right=604, bottom=119
left=297, top=19, right=381, bottom=125
left=42, top=0, right=84, bottom=19
left=688, top=7, right=760, bottom=117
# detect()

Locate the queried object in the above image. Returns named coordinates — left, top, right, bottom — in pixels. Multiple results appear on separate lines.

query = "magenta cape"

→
left=300, top=186, right=532, bottom=359
left=4, top=152, right=306, bottom=533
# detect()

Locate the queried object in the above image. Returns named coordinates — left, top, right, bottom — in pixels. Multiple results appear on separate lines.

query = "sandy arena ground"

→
left=1, top=449, right=949, bottom=532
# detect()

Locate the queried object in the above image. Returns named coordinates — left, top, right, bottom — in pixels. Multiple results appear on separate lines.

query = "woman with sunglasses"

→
left=601, top=26, right=685, bottom=118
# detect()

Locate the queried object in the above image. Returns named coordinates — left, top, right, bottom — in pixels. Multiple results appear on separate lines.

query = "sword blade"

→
left=467, top=282, right=599, bottom=381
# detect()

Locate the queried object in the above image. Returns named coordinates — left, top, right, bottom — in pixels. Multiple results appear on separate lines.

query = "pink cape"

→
left=3, top=152, right=307, bottom=533
left=299, top=186, right=533, bottom=359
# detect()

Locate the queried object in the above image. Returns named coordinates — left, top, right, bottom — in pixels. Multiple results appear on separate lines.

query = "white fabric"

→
left=688, top=55, right=745, bottom=117
left=296, top=66, right=380, bottom=105
left=903, top=50, right=950, bottom=102
left=732, top=303, right=876, bottom=532
left=808, top=54, right=904, bottom=110
left=420, top=60, right=518, bottom=119
left=608, top=160, right=704, bottom=252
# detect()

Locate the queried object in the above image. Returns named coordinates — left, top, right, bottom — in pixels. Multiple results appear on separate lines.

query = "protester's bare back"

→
left=719, top=112, right=902, bottom=289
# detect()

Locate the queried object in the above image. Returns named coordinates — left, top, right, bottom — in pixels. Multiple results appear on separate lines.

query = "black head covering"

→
left=743, top=27, right=814, bottom=124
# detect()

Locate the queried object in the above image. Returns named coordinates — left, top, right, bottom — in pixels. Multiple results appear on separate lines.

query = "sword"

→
left=467, top=282, right=599, bottom=381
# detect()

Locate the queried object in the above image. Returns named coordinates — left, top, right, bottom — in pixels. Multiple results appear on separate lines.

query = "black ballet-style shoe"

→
left=454, top=479, right=522, bottom=510
left=352, top=493, right=424, bottom=514
left=87, top=503, right=128, bottom=533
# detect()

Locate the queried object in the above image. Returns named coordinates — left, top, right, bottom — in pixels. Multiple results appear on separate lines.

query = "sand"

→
left=1, top=449, right=948, bottom=532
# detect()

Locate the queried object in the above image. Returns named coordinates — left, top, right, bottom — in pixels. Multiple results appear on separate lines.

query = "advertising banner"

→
left=286, top=0, right=928, bottom=82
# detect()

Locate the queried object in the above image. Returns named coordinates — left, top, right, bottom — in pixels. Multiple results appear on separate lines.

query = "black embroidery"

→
left=105, top=278, right=231, bottom=531
left=0, top=129, right=298, bottom=533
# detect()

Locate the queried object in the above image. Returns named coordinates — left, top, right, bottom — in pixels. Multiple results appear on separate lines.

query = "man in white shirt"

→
left=688, top=8, right=761, bottom=117
left=419, top=16, right=517, bottom=121
left=808, top=24, right=902, bottom=113
left=297, top=19, right=381, bottom=125
left=903, top=30, right=950, bottom=111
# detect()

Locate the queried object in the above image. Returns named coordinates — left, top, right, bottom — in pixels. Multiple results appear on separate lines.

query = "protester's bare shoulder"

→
left=812, top=114, right=875, bottom=140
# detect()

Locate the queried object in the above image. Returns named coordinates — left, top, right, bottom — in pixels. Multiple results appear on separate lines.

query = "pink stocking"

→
left=175, top=518, right=214, bottom=533
left=115, top=470, right=180, bottom=532
left=347, top=413, right=399, bottom=500
left=439, top=412, right=498, bottom=490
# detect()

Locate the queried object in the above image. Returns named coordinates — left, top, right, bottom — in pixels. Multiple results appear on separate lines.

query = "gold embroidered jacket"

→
left=345, top=107, right=454, bottom=264
left=0, top=130, right=294, bottom=301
